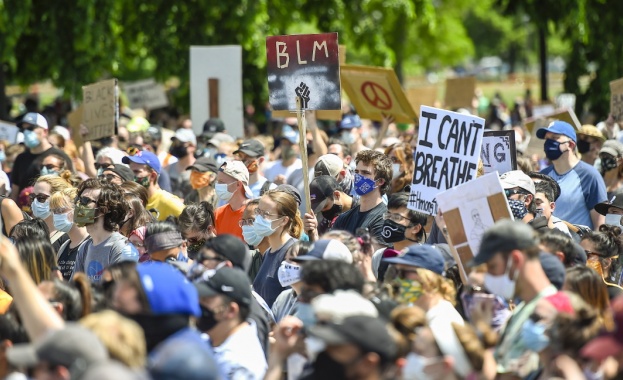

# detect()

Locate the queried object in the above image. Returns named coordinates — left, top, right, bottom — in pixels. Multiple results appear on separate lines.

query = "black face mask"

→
left=128, top=314, right=190, bottom=352
left=381, top=219, right=408, bottom=243
left=307, top=144, right=315, bottom=156
left=322, top=202, right=343, bottom=221
left=312, top=351, right=349, bottom=380
left=169, top=145, right=189, bottom=158
left=601, top=155, right=618, bottom=174
left=196, top=305, right=219, bottom=332
left=577, top=139, right=591, bottom=154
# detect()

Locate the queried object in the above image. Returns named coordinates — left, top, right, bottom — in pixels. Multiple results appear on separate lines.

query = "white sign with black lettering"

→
left=0, top=121, right=19, bottom=144
left=480, top=130, right=517, bottom=175
left=123, top=79, right=169, bottom=110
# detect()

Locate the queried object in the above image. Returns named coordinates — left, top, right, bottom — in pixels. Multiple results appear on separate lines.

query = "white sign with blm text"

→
left=408, top=106, right=485, bottom=215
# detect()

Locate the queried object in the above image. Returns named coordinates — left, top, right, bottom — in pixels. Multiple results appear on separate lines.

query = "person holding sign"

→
left=538, top=121, right=607, bottom=230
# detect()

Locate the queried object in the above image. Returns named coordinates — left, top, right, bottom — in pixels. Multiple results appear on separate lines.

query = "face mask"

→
left=23, top=130, right=41, bottom=149
left=483, top=257, right=517, bottom=300
left=53, top=211, right=73, bottom=233
left=187, top=240, right=206, bottom=259
left=189, top=171, right=212, bottom=190
left=606, top=213, right=623, bottom=227
left=312, top=351, right=348, bottom=380
left=544, top=139, right=568, bottom=161
left=242, top=224, right=263, bottom=247
left=169, top=145, right=188, bottom=159
left=577, top=139, right=591, bottom=154
left=96, top=167, right=104, bottom=176
left=307, top=144, right=315, bottom=156
left=246, top=160, right=259, bottom=174
left=322, top=202, right=343, bottom=221
left=32, top=199, right=51, bottom=219
left=601, top=155, right=618, bottom=174
left=278, top=261, right=301, bottom=287
left=381, top=219, right=407, bottom=243
left=353, top=173, right=377, bottom=196
left=521, top=318, right=549, bottom=353
left=392, top=163, right=402, bottom=180
left=295, top=303, right=316, bottom=328
left=196, top=305, right=219, bottom=332
left=254, top=214, right=282, bottom=238
left=402, top=353, right=439, bottom=380
left=338, top=172, right=353, bottom=194
left=341, top=130, right=356, bottom=145
left=40, top=166, right=60, bottom=176
left=215, top=183, right=234, bottom=201
left=282, top=146, right=297, bottom=160
left=305, top=336, right=326, bottom=363
left=134, top=175, right=150, bottom=188
left=74, top=204, right=98, bottom=227
left=508, top=199, right=528, bottom=220
left=0, top=150, right=6, bottom=162
left=396, top=278, right=423, bottom=305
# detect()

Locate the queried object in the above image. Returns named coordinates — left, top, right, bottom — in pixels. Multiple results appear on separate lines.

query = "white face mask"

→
left=605, top=213, right=623, bottom=227
left=402, top=353, right=440, bottom=380
left=483, top=257, right=517, bottom=300
left=277, top=261, right=301, bottom=287
left=392, top=163, right=402, bottom=180
left=215, top=182, right=234, bottom=201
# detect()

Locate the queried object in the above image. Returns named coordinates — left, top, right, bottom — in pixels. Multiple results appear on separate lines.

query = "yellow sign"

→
left=610, top=77, right=623, bottom=121
left=407, top=86, right=438, bottom=116
left=444, top=76, right=476, bottom=109
left=340, top=65, right=417, bottom=124
left=523, top=107, right=581, bottom=133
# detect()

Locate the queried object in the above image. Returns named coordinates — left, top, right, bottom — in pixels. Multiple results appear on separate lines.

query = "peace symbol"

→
left=361, top=82, right=392, bottom=110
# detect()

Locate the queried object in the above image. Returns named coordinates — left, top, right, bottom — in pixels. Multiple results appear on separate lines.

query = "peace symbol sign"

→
left=361, top=81, right=392, bottom=110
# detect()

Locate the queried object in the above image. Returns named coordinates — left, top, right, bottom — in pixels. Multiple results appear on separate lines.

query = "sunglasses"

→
left=40, top=164, right=60, bottom=171
left=94, top=163, right=112, bottom=170
left=29, top=193, right=50, bottom=203
left=98, top=173, right=120, bottom=182
left=75, top=196, right=98, bottom=206
left=504, top=189, right=529, bottom=198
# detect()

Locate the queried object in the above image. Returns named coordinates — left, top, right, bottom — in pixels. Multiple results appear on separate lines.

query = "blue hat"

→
left=122, top=150, right=162, bottom=174
left=536, top=120, right=576, bottom=142
left=340, top=114, right=362, bottom=129
left=382, top=244, right=445, bottom=275
left=136, top=262, right=201, bottom=317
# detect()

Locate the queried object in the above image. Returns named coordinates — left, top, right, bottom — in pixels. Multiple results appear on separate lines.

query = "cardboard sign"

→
left=0, top=121, right=19, bottom=144
left=340, top=65, right=417, bottom=124
left=123, top=79, right=169, bottom=110
left=408, top=106, right=485, bottom=215
left=67, top=106, right=84, bottom=147
left=523, top=107, right=580, bottom=133
left=436, top=172, right=512, bottom=266
left=556, top=93, right=576, bottom=110
left=82, top=79, right=118, bottom=141
left=190, top=46, right=244, bottom=139
left=481, top=130, right=517, bottom=175
left=266, top=33, right=341, bottom=112
left=610, top=78, right=623, bottom=121
left=407, top=86, right=438, bottom=116
left=444, top=76, right=476, bottom=109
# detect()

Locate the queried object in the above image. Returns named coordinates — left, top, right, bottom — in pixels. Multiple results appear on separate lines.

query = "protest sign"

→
left=123, top=79, right=169, bottom=110
left=407, top=106, right=485, bottom=215
left=190, top=46, right=244, bottom=138
left=67, top=106, right=84, bottom=147
left=82, top=79, right=118, bottom=142
left=340, top=65, right=417, bottom=124
left=266, top=32, right=341, bottom=112
left=436, top=172, right=512, bottom=270
left=0, top=121, right=19, bottom=144
left=556, top=93, right=576, bottom=110
left=444, top=76, right=476, bottom=109
left=480, top=130, right=517, bottom=175
left=523, top=107, right=580, bottom=133
left=407, top=86, right=438, bottom=116
left=610, top=77, right=623, bottom=121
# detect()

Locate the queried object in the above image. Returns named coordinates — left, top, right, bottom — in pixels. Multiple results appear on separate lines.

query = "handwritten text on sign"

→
left=82, top=79, right=118, bottom=141
left=480, top=130, right=517, bottom=175
left=408, top=106, right=485, bottom=215
left=266, top=33, right=341, bottom=111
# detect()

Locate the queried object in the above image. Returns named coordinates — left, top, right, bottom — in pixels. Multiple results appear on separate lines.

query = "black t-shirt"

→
left=52, top=233, right=70, bottom=256
left=11, top=147, right=74, bottom=192
left=57, top=237, right=91, bottom=281
left=332, top=202, right=388, bottom=245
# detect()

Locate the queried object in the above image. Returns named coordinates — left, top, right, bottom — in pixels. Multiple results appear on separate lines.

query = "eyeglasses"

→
left=29, top=193, right=50, bottom=203
left=504, top=189, right=529, bottom=198
left=186, top=237, right=206, bottom=246
left=383, top=212, right=412, bottom=224
left=98, top=173, right=120, bottom=182
left=239, top=218, right=255, bottom=227
left=40, top=163, right=60, bottom=171
left=254, top=208, right=281, bottom=219
left=94, top=162, right=112, bottom=170
left=75, top=196, right=98, bottom=206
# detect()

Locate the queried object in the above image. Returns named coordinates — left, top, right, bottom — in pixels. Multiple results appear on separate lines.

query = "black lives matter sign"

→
left=266, top=33, right=341, bottom=111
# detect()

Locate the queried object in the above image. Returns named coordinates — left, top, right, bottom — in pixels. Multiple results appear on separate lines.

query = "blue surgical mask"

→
left=254, top=214, right=282, bottom=238
left=521, top=318, right=549, bottom=353
left=0, top=150, right=6, bottom=162
left=32, top=199, right=51, bottom=219
left=295, top=303, right=316, bottom=328
left=53, top=211, right=73, bottom=233
left=544, top=139, right=567, bottom=161
left=23, top=130, right=41, bottom=149
left=40, top=166, right=59, bottom=176
left=215, top=183, right=234, bottom=201
left=242, top=224, right=263, bottom=247
left=341, top=130, right=356, bottom=145
left=353, top=173, right=377, bottom=196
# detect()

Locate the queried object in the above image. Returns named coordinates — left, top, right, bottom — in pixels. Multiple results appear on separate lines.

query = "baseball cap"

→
left=340, top=114, right=362, bottom=129
left=172, top=128, right=197, bottom=146
left=7, top=324, right=108, bottom=369
left=234, top=139, right=265, bottom=157
left=186, top=156, right=218, bottom=173
left=600, top=140, right=623, bottom=158
left=208, top=132, right=235, bottom=147
left=281, top=125, right=299, bottom=144
left=51, top=125, right=70, bottom=140
left=149, top=336, right=220, bottom=380
left=103, top=164, right=134, bottom=182
left=499, top=170, right=535, bottom=195
left=469, top=220, right=539, bottom=267
left=382, top=244, right=445, bottom=275
left=539, top=252, right=565, bottom=290
left=136, top=262, right=201, bottom=317
left=195, top=267, right=252, bottom=307
left=219, top=161, right=253, bottom=199
left=536, top=120, right=577, bottom=142
left=582, top=296, right=623, bottom=361
left=275, top=184, right=302, bottom=206
left=312, top=290, right=378, bottom=323
left=578, top=124, right=606, bottom=142
left=314, top=154, right=344, bottom=178
left=293, top=239, right=353, bottom=264
left=310, top=176, right=340, bottom=214
left=18, top=112, right=48, bottom=130
left=308, top=315, right=397, bottom=362
left=203, top=234, right=249, bottom=270
left=203, top=118, right=225, bottom=134
left=595, top=193, right=623, bottom=216
left=122, top=150, right=162, bottom=174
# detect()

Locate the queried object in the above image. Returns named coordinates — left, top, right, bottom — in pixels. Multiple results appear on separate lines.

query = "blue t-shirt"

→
left=541, top=161, right=607, bottom=229
left=252, top=238, right=296, bottom=308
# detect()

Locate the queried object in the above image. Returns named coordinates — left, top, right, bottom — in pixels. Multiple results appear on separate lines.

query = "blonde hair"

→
left=49, top=187, right=78, bottom=210
left=452, top=322, right=497, bottom=372
left=80, top=310, right=146, bottom=368
left=416, top=267, right=456, bottom=304
left=36, top=173, right=73, bottom=193
left=390, top=306, right=426, bottom=347
left=264, top=190, right=303, bottom=238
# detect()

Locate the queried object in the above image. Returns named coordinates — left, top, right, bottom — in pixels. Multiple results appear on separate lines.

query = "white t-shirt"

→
left=264, top=159, right=302, bottom=182
left=208, top=322, right=267, bottom=380
left=426, top=299, right=464, bottom=329
left=249, top=176, right=277, bottom=199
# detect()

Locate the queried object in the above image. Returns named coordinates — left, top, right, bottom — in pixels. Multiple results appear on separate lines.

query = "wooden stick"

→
left=296, top=97, right=314, bottom=241
left=208, top=78, right=219, bottom=118
left=373, top=117, right=391, bottom=149
left=435, top=212, right=468, bottom=285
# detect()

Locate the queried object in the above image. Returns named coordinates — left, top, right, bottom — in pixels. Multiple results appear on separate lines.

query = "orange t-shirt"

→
left=215, top=204, right=245, bottom=240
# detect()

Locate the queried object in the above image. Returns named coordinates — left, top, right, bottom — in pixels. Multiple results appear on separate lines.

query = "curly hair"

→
left=582, top=224, right=623, bottom=282
left=263, top=190, right=303, bottom=238
left=77, top=178, right=129, bottom=232
left=416, top=267, right=457, bottom=305
left=355, top=149, right=392, bottom=195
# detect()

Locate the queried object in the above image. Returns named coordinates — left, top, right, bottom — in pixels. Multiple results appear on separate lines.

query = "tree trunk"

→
left=0, top=64, right=7, bottom=121
left=538, top=26, right=548, bottom=102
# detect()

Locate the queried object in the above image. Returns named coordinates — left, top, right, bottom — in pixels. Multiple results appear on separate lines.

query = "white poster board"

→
left=190, top=46, right=243, bottom=139
left=0, top=121, right=19, bottom=144
left=123, top=79, right=169, bottom=110
left=480, top=130, right=517, bottom=175
left=408, top=106, right=485, bottom=215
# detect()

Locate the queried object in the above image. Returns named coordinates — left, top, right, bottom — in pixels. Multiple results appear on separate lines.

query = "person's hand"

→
left=469, top=294, right=494, bottom=328
left=305, top=110, right=318, bottom=131
left=271, top=316, right=305, bottom=359
left=381, top=113, right=395, bottom=127
left=274, top=174, right=287, bottom=185
left=434, top=208, right=448, bottom=236
left=551, top=354, right=586, bottom=380
left=303, top=212, right=318, bottom=232
left=0, top=237, right=22, bottom=276
left=79, top=124, right=89, bottom=139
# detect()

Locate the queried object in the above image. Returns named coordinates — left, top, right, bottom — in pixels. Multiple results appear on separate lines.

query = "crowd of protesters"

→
left=1, top=90, right=623, bottom=380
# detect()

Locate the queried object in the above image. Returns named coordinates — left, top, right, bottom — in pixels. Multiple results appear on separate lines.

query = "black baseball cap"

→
left=594, top=193, right=623, bottom=216
left=275, top=184, right=302, bottom=207
left=187, top=156, right=219, bottom=174
left=203, top=118, right=225, bottom=134
left=195, top=267, right=252, bottom=307
left=202, top=234, right=249, bottom=270
left=103, top=164, right=134, bottom=182
left=234, top=139, right=265, bottom=158
left=310, top=175, right=340, bottom=214
left=469, top=220, right=539, bottom=267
